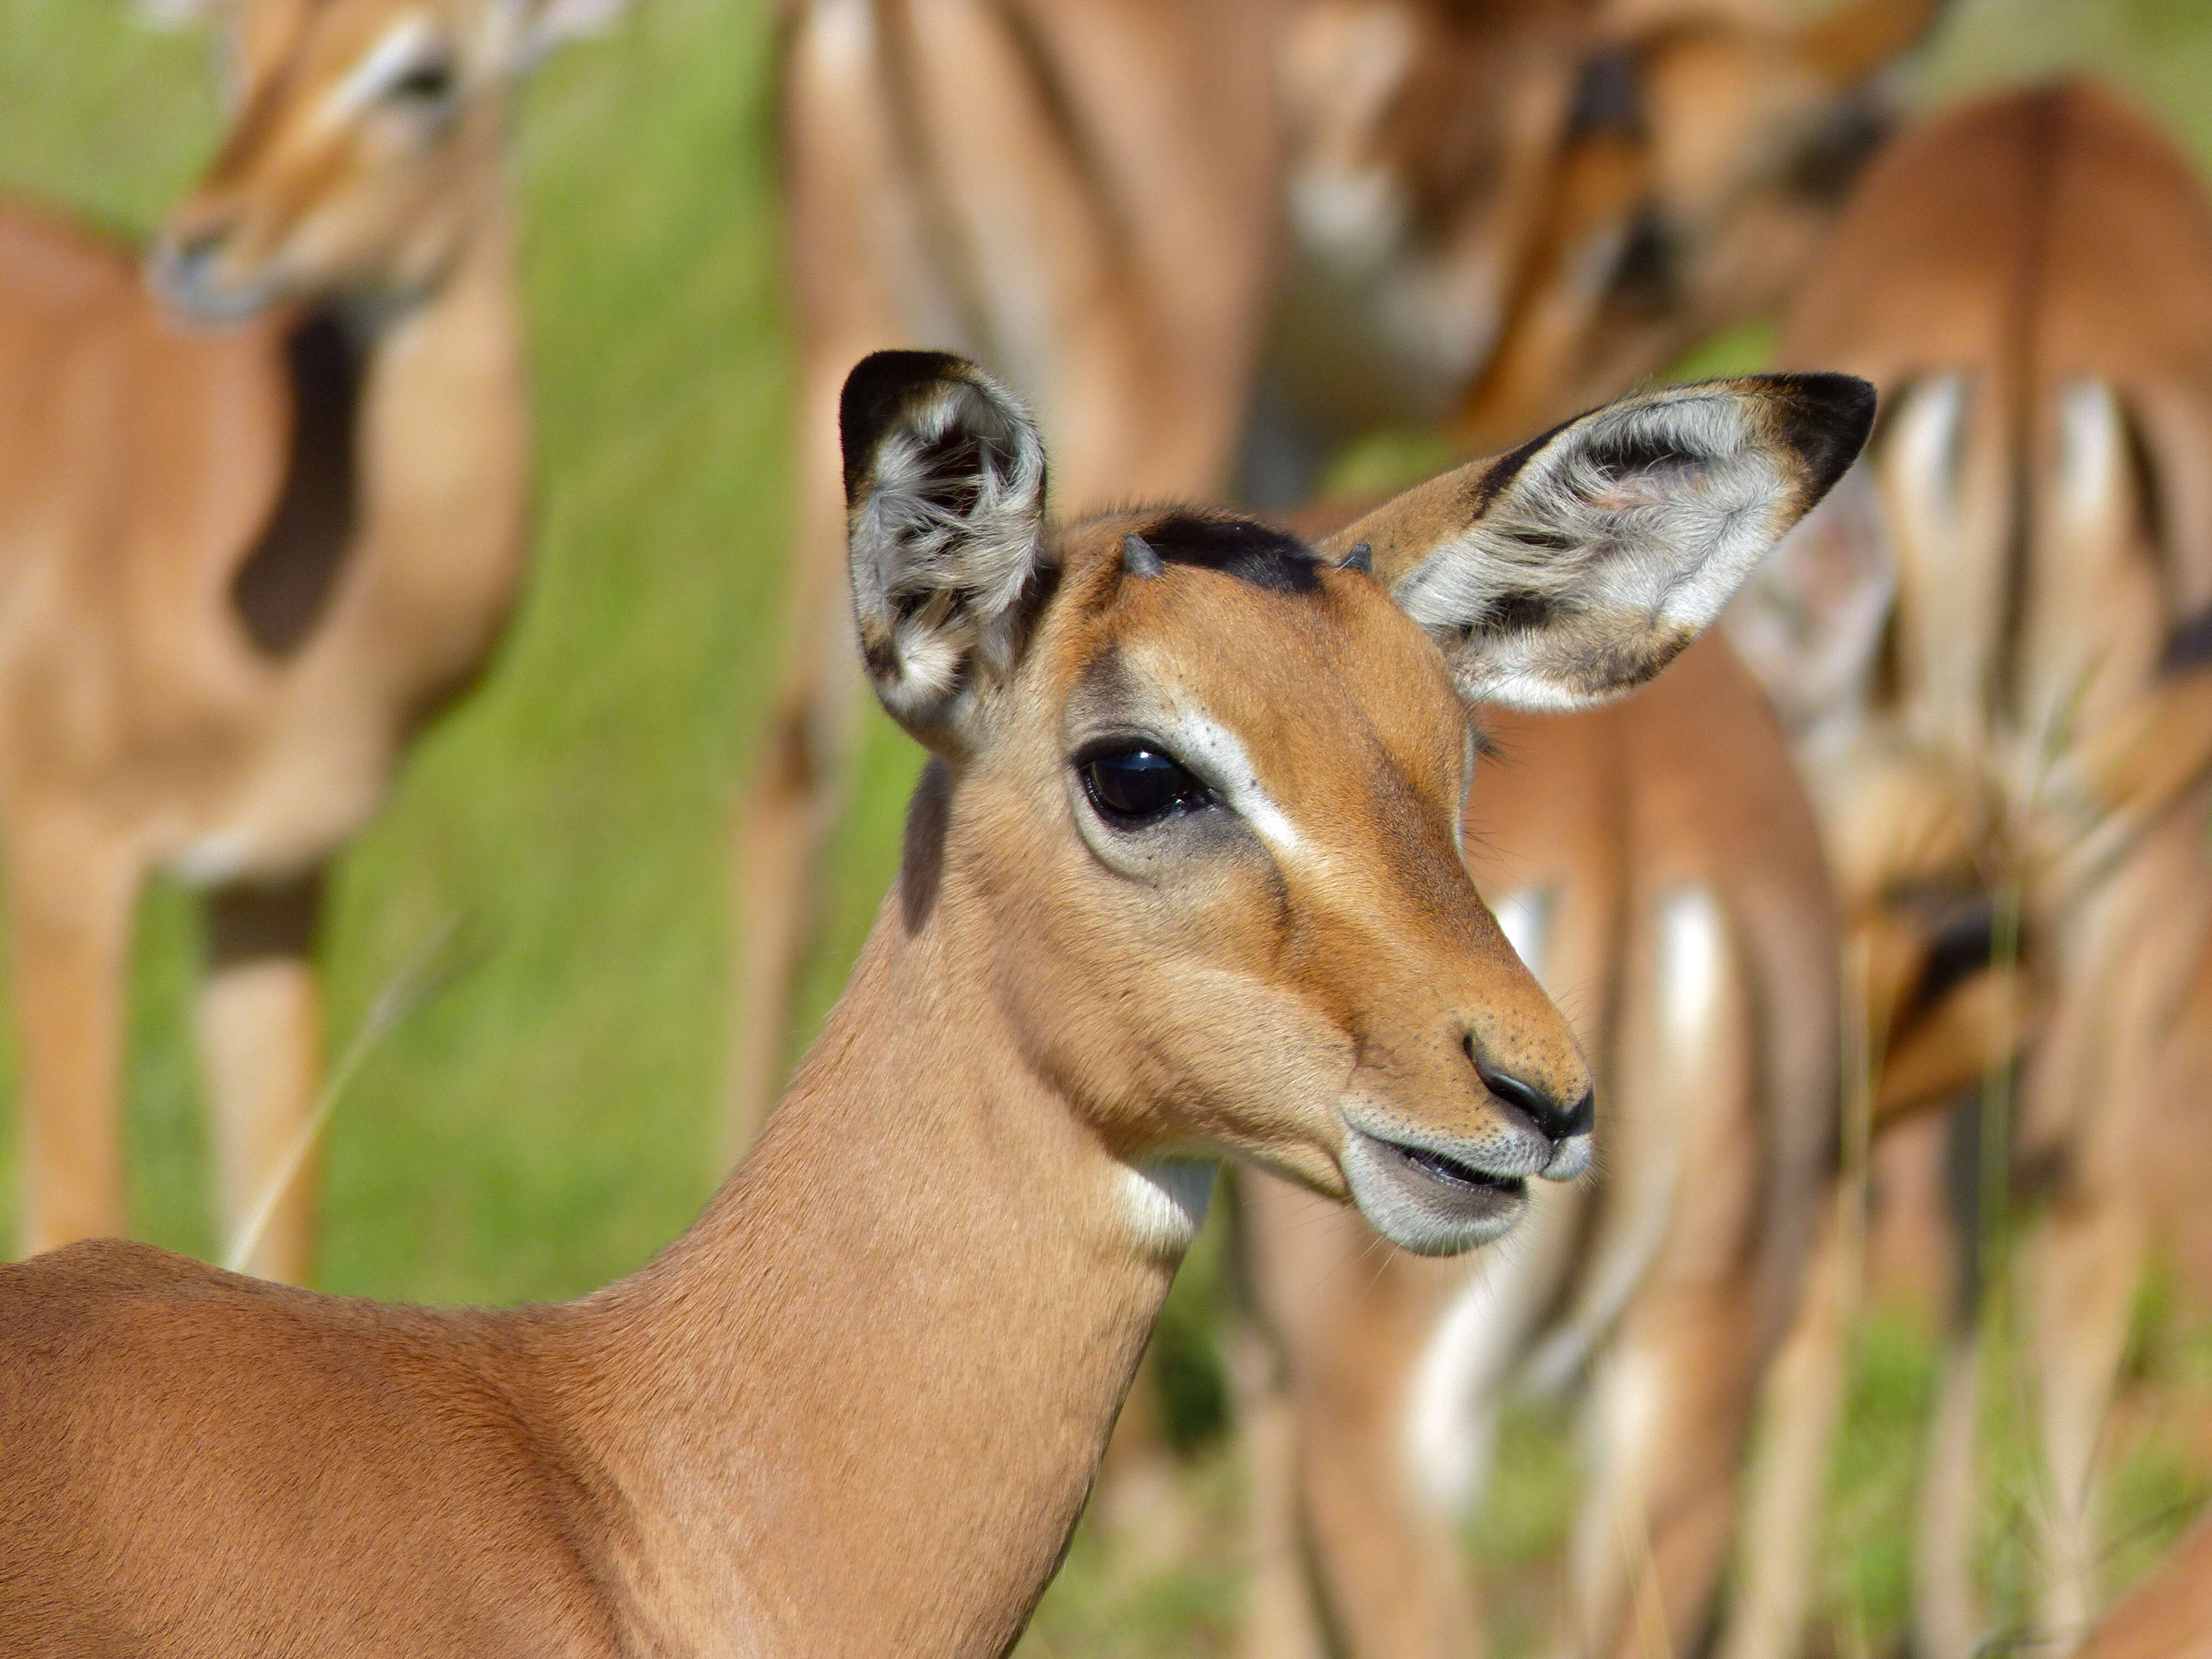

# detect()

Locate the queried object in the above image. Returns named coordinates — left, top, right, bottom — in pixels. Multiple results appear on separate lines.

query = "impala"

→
left=0, top=0, right=627, bottom=1280
left=1726, top=80, right=2212, bottom=1656
left=0, top=352, right=1870, bottom=1654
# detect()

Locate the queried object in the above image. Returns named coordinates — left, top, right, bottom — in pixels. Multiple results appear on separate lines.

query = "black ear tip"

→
left=839, top=350, right=979, bottom=497
left=1765, top=371, right=1878, bottom=499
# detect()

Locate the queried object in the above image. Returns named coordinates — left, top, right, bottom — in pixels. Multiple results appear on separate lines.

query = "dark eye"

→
left=1079, top=745, right=1215, bottom=827
left=388, top=60, right=456, bottom=104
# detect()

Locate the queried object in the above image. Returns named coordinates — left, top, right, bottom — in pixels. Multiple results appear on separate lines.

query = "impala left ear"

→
left=1323, top=375, right=1875, bottom=709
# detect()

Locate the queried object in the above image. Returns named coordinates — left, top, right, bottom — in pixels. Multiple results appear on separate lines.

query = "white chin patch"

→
left=1121, top=1160, right=1215, bottom=1255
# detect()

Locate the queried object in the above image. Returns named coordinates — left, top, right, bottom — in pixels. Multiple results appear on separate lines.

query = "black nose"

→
left=1475, top=1058, right=1594, bottom=1144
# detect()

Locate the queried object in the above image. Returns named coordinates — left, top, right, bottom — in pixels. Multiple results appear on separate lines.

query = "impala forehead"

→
left=1056, top=573, right=1472, bottom=852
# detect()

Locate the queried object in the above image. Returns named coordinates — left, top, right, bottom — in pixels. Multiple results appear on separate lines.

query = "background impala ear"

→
left=495, top=0, right=632, bottom=70
left=1724, top=456, right=1897, bottom=743
left=135, top=0, right=226, bottom=25
left=1323, top=374, right=1875, bottom=709
left=841, top=351, right=1050, bottom=752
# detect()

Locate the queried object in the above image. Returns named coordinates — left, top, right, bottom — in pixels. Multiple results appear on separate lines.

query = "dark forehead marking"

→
left=1144, top=513, right=1321, bottom=595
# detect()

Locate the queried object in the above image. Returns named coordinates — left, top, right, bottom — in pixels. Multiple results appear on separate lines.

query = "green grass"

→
left=7, top=2, right=2212, bottom=1654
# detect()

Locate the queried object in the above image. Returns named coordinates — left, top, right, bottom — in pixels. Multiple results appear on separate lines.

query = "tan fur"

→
left=0, top=354, right=1862, bottom=1654
left=2075, top=1511, right=2212, bottom=1659
left=1726, top=82, right=2212, bottom=1656
left=734, top=0, right=1282, bottom=1155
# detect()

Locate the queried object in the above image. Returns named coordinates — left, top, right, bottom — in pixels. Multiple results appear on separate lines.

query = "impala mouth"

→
left=1396, top=1142, right=1526, bottom=1198
left=148, top=240, right=282, bottom=327
left=1340, top=1121, right=1534, bottom=1257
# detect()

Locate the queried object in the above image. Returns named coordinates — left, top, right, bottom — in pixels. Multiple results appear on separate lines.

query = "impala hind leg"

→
left=1718, top=1191, right=1854, bottom=1659
left=1295, top=1292, right=1486, bottom=1659
left=8, top=820, right=140, bottom=1255
left=198, top=873, right=325, bottom=1284
left=1568, top=1290, right=1759, bottom=1659
left=1234, top=1317, right=1331, bottom=1659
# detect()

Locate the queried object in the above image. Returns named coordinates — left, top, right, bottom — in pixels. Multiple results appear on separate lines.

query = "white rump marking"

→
left=2055, top=379, right=2126, bottom=536
left=1403, top=1188, right=1580, bottom=1515
left=1657, top=885, right=1725, bottom=1046
left=171, top=832, right=257, bottom=888
left=1491, top=886, right=1553, bottom=987
left=1526, top=888, right=1720, bottom=1391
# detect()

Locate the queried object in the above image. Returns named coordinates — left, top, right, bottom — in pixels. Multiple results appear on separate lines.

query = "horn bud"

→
left=1121, top=533, right=1165, bottom=580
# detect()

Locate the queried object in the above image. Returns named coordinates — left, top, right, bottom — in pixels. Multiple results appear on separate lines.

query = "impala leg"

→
left=2026, top=1191, right=2142, bottom=1651
left=1233, top=1317, right=1331, bottom=1659
left=724, top=620, right=860, bottom=1161
left=8, top=820, right=140, bottom=1255
left=198, top=873, right=325, bottom=1284
left=1295, top=1274, right=1484, bottom=1659
left=1914, top=1331, right=1989, bottom=1659
left=1718, top=1191, right=1853, bottom=1659
left=1566, top=1289, right=1756, bottom=1659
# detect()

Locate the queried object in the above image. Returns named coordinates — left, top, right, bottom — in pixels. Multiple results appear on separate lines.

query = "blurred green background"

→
left=4, top=1, right=2212, bottom=1653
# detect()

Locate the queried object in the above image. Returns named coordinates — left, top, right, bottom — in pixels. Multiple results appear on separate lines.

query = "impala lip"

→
left=1340, top=1119, right=1532, bottom=1257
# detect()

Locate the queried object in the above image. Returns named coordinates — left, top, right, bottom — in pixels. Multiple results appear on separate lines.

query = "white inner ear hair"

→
left=850, top=378, right=1047, bottom=718
left=1395, top=388, right=1788, bottom=677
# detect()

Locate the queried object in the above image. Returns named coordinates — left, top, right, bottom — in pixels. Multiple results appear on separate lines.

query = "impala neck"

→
left=573, top=880, right=1207, bottom=1656
left=340, top=178, right=531, bottom=697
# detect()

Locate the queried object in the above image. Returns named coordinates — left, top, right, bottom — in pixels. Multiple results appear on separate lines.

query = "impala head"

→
left=1457, top=0, right=1947, bottom=445
left=1277, top=0, right=1938, bottom=444
left=843, top=351, right=1870, bottom=1253
left=145, top=0, right=625, bottom=322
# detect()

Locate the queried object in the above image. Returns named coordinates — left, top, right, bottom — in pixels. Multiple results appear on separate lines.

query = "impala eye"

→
left=387, top=59, right=456, bottom=105
left=1079, top=744, right=1215, bottom=827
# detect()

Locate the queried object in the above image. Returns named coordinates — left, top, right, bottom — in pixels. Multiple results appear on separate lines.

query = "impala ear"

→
left=1323, top=375, right=1876, bottom=709
left=841, top=351, right=1050, bottom=753
left=135, top=0, right=226, bottom=25
left=497, top=0, right=630, bottom=68
left=1798, top=0, right=1953, bottom=85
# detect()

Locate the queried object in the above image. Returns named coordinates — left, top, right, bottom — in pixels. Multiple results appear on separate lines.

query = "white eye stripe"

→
left=1155, top=710, right=1307, bottom=855
left=1168, top=717, right=1301, bottom=858
left=322, top=13, right=446, bottom=126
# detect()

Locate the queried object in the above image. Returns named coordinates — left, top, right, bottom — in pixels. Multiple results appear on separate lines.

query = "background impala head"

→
left=1457, top=0, right=1948, bottom=445
left=841, top=351, right=1870, bottom=1251
left=1274, top=0, right=1942, bottom=448
left=147, top=0, right=622, bottom=321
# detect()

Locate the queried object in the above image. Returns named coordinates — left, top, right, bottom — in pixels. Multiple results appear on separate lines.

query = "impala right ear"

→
left=1323, top=374, right=1876, bottom=709
left=841, top=351, right=1050, bottom=753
